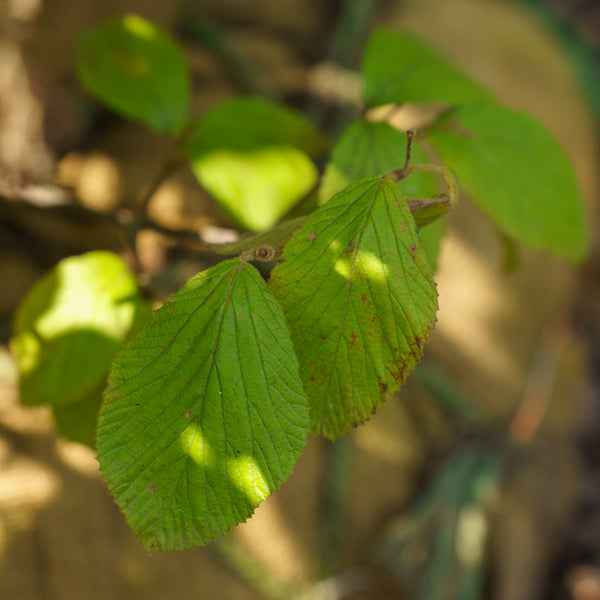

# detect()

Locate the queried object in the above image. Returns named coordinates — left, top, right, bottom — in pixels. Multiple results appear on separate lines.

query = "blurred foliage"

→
left=10, top=251, right=150, bottom=446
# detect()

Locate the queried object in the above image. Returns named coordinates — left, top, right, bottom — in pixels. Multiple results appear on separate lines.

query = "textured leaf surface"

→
left=11, top=251, right=147, bottom=409
left=319, top=120, right=445, bottom=267
left=361, top=29, right=491, bottom=107
left=187, top=97, right=327, bottom=231
left=270, top=176, right=438, bottom=438
left=319, top=121, right=438, bottom=203
left=427, top=101, right=589, bottom=261
left=76, top=14, right=190, bottom=133
left=208, top=217, right=307, bottom=256
left=97, top=259, right=309, bottom=550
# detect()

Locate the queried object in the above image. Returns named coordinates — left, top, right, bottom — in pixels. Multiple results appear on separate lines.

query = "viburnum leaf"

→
left=11, top=250, right=148, bottom=409
left=76, top=14, right=190, bottom=134
left=426, top=101, right=590, bottom=262
left=318, top=120, right=446, bottom=269
left=270, top=176, right=438, bottom=438
left=361, top=29, right=491, bottom=107
left=187, top=97, right=327, bottom=232
left=318, top=120, right=439, bottom=205
left=97, top=258, right=309, bottom=550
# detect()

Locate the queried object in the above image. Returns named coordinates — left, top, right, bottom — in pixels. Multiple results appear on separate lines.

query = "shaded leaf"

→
left=427, top=101, right=590, bottom=262
left=97, top=259, right=309, bottom=550
left=361, top=29, right=491, bottom=108
left=187, top=97, right=327, bottom=232
left=52, top=383, right=105, bottom=448
left=11, top=251, right=148, bottom=409
left=419, top=218, right=446, bottom=272
left=270, top=176, right=438, bottom=438
left=76, top=14, right=190, bottom=134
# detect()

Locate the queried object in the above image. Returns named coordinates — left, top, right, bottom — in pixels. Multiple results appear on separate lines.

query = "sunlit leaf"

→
left=97, top=258, right=309, bottom=550
left=76, top=14, right=190, bottom=133
left=319, top=120, right=445, bottom=267
left=427, top=101, right=590, bottom=262
left=187, top=97, right=327, bottom=232
left=11, top=251, right=148, bottom=411
left=270, top=176, right=438, bottom=438
left=361, top=29, right=491, bottom=108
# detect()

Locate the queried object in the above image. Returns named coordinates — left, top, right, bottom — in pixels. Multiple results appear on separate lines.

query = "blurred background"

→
left=1, top=0, right=600, bottom=598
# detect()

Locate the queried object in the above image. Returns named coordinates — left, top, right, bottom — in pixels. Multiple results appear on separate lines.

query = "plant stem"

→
left=137, top=155, right=186, bottom=215
left=318, top=436, right=352, bottom=578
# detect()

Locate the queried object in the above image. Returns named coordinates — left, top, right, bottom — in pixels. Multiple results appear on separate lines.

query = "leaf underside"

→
left=270, top=176, right=438, bottom=438
left=97, top=259, right=309, bottom=550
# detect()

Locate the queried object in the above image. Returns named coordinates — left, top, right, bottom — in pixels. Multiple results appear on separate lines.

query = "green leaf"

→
left=319, top=121, right=436, bottom=203
left=76, top=14, right=190, bottom=134
left=97, top=258, right=309, bottom=550
left=270, top=176, right=438, bottom=438
left=11, top=251, right=147, bottom=410
left=361, top=29, right=492, bottom=107
left=427, top=101, right=590, bottom=262
left=419, top=218, right=446, bottom=272
left=187, top=97, right=327, bottom=232
left=319, top=120, right=445, bottom=267
left=52, top=383, right=105, bottom=448
left=208, top=216, right=307, bottom=256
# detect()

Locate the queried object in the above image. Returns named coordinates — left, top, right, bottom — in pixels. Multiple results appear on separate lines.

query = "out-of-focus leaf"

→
left=419, top=218, right=446, bottom=271
left=11, top=251, right=148, bottom=412
left=361, top=29, right=492, bottom=108
left=427, top=101, right=590, bottom=262
left=97, top=259, right=309, bottom=550
left=52, top=383, right=105, bottom=448
left=76, top=14, right=190, bottom=133
left=270, top=175, right=438, bottom=438
left=187, top=97, right=328, bottom=232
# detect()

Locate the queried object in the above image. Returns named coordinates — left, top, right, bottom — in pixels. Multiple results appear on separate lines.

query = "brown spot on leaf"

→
left=308, top=231, right=318, bottom=241
left=185, top=409, right=191, bottom=418
left=349, top=331, right=357, bottom=347
left=379, top=382, right=389, bottom=394
left=415, top=336, right=423, bottom=348
left=149, top=483, right=157, bottom=494
left=344, top=241, right=355, bottom=254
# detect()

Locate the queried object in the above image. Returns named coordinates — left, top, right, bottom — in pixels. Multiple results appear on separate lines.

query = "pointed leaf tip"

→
left=97, top=258, right=309, bottom=549
left=270, top=176, right=438, bottom=438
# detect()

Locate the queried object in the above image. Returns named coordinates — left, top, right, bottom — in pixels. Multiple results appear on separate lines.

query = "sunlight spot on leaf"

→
left=123, top=14, right=155, bottom=39
left=178, top=423, right=214, bottom=467
left=227, top=454, right=270, bottom=505
left=333, top=249, right=390, bottom=283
